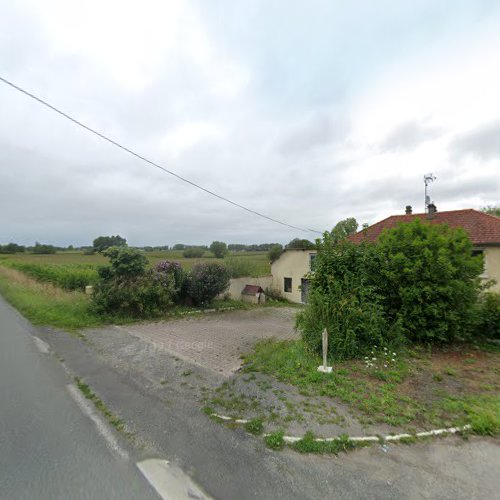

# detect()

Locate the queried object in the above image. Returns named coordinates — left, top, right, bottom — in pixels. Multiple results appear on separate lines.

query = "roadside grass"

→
left=0, top=266, right=111, bottom=331
left=242, top=339, right=500, bottom=434
left=264, top=431, right=285, bottom=450
left=74, top=377, right=133, bottom=439
left=290, top=431, right=356, bottom=454
left=245, top=418, right=264, bottom=435
left=0, top=266, right=253, bottom=331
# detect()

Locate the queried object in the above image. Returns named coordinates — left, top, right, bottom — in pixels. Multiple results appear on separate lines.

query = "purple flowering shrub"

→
left=154, top=260, right=187, bottom=304
left=187, top=263, right=230, bottom=306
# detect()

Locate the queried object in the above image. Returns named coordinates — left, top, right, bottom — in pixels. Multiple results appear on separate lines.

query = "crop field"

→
left=0, top=250, right=271, bottom=292
left=0, top=248, right=272, bottom=330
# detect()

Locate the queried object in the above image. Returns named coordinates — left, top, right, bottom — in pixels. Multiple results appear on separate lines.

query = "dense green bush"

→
left=101, top=246, right=148, bottom=278
left=187, top=262, right=230, bottom=306
left=297, top=235, right=402, bottom=360
left=298, top=220, right=484, bottom=360
left=475, top=292, right=500, bottom=339
left=92, top=247, right=172, bottom=317
left=92, top=272, right=173, bottom=317
left=376, top=220, right=482, bottom=343
left=182, top=247, right=205, bottom=258
left=154, top=260, right=187, bottom=304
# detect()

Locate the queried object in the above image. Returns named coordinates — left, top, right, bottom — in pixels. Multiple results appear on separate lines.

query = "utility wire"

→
left=0, top=75, right=322, bottom=235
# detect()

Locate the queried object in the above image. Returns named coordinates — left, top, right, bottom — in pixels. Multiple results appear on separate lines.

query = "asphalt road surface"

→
left=2, top=295, right=499, bottom=500
left=0, top=297, right=160, bottom=500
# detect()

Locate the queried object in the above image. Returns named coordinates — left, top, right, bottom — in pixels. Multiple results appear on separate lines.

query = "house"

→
left=271, top=249, right=317, bottom=303
left=349, top=205, right=500, bottom=292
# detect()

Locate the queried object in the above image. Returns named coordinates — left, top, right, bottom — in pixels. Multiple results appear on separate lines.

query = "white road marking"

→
left=66, top=384, right=129, bottom=460
left=32, top=336, right=50, bottom=353
left=137, top=459, right=211, bottom=500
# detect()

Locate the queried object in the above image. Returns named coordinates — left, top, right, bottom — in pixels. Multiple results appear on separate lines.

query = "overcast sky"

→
left=1, top=0, right=500, bottom=247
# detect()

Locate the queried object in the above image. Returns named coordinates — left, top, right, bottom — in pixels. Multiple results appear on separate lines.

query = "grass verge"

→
left=0, top=266, right=112, bottom=330
left=0, top=266, right=250, bottom=331
left=74, top=376, right=132, bottom=438
left=242, top=339, right=500, bottom=434
left=290, top=432, right=356, bottom=454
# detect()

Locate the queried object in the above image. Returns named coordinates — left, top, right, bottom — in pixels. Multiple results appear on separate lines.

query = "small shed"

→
left=241, top=284, right=266, bottom=304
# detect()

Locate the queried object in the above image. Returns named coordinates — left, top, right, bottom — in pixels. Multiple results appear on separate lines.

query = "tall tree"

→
left=482, top=206, right=500, bottom=217
left=93, top=235, right=127, bottom=253
left=331, top=218, right=358, bottom=244
left=209, top=241, right=228, bottom=258
left=286, top=238, right=316, bottom=250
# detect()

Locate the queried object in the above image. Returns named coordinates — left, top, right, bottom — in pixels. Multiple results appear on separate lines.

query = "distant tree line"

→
left=0, top=243, right=26, bottom=254
left=0, top=242, right=64, bottom=254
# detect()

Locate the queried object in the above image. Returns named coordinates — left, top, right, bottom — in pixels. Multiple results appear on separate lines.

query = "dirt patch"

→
left=398, top=347, right=500, bottom=406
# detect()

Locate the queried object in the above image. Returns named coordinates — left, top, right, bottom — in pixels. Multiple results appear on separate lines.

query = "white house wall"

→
left=223, top=276, right=273, bottom=300
left=484, top=247, right=500, bottom=292
left=271, top=250, right=317, bottom=303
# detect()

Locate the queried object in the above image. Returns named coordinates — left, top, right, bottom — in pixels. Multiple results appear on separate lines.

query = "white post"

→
left=317, top=328, right=332, bottom=373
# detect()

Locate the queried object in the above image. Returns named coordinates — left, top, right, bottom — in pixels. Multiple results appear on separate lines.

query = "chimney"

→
left=405, top=205, right=412, bottom=215
left=427, top=203, right=437, bottom=219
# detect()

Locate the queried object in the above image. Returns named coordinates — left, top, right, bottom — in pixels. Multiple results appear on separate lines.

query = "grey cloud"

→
left=380, top=121, right=442, bottom=152
left=449, top=120, right=500, bottom=160
left=2, top=2, right=500, bottom=247
left=277, top=114, right=350, bottom=156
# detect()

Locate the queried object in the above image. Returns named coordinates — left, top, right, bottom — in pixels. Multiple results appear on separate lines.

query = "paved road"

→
left=0, top=297, right=159, bottom=500
left=2, top=296, right=499, bottom=500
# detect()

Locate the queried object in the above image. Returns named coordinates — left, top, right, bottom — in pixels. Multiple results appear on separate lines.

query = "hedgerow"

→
left=298, top=220, right=484, bottom=360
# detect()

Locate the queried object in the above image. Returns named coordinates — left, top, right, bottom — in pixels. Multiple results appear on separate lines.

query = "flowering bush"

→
left=154, top=260, right=187, bottom=304
left=187, top=262, right=230, bottom=306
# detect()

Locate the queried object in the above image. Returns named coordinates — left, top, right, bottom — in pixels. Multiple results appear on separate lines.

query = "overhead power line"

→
left=0, top=75, right=322, bottom=235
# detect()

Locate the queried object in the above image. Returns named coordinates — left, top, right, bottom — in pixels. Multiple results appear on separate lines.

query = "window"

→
left=309, top=253, right=317, bottom=272
left=284, top=277, right=292, bottom=293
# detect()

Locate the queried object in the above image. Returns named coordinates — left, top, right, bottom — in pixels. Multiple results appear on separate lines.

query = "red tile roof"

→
left=349, top=209, right=500, bottom=246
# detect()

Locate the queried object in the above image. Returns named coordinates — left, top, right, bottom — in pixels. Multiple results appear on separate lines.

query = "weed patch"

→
left=264, top=431, right=285, bottom=450
left=291, top=432, right=355, bottom=454
left=245, top=418, right=264, bottom=435
left=74, top=377, right=131, bottom=438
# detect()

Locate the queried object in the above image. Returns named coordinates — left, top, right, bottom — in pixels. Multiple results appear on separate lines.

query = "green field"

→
left=0, top=249, right=272, bottom=330
left=0, top=249, right=271, bottom=281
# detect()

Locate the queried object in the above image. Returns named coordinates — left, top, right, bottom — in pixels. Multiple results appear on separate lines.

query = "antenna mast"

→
left=424, top=173, right=436, bottom=213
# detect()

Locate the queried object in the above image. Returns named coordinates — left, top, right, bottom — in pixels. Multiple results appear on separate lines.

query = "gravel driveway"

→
left=110, top=307, right=298, bottom=376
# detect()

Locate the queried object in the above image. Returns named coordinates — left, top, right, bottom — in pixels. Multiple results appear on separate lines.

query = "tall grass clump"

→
left=223, top=256, right=262, bottom=278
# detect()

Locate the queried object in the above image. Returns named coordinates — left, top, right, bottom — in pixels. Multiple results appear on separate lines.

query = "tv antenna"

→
left=424, top=173, right=436, bottom=213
